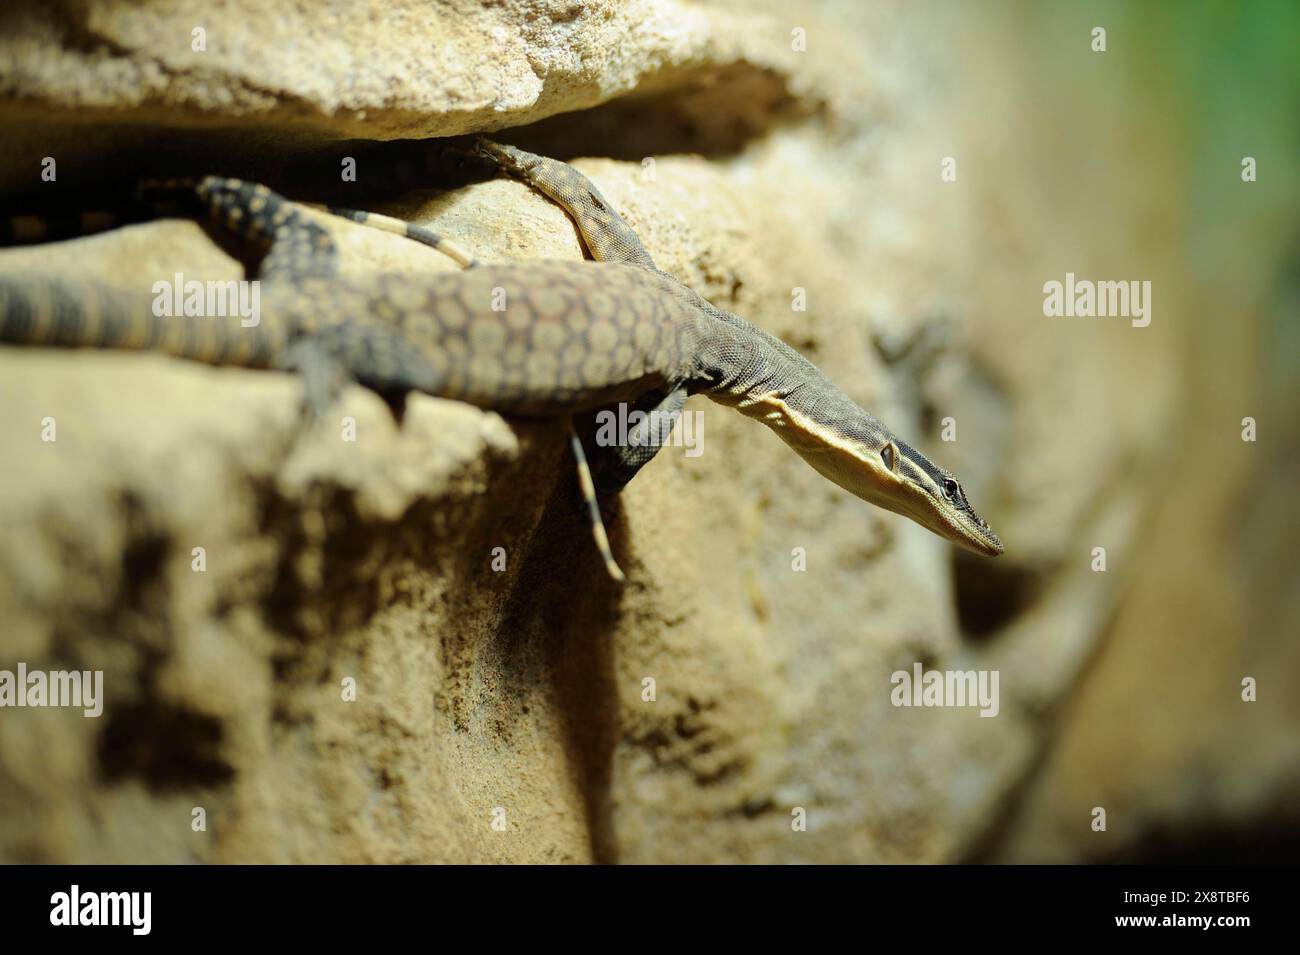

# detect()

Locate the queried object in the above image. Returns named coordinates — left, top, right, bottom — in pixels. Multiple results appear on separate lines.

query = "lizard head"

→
left=755, top=395, right=1004, bottom=556
left=870, top=439, right=1004, bottom=557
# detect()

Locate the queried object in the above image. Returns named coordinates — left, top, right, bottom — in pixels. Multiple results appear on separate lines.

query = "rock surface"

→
left=1, top=1, right=1295, bottom=863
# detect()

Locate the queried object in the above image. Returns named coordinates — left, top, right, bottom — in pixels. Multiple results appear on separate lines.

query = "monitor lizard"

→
left=0, top=138, right=1003, bottom=580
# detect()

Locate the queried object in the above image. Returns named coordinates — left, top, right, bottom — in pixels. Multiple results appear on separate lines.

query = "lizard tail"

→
left=0, top=209, right=136, bottom=246
left=1, top=184, right=200, bottom=247
left=318, top=205, right=481, bottom=268
left=0, top=275, right=284, bottom=368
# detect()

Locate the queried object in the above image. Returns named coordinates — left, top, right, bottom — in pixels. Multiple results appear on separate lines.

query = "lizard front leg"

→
left=471, top=138, right=657, bottom=271
left=137, top=176, right=340, bottom=281
left=581, top=386, right=690, bottom=495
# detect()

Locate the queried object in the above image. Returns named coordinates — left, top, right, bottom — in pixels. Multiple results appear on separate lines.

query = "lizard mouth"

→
left=954, top=511, right=1003, bottom=556
left=913, top=494, right=1002, bottom=556
left=968, top=527, right=1004, bottom=557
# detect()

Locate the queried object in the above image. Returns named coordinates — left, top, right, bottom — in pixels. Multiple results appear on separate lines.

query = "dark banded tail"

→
left=0, top=276, right=287, bottom=369
left=0, top=208, right=140, bottom=246
left=1, top=184, right=201, bottom=247
left=322, top=206, right=480, bottom=268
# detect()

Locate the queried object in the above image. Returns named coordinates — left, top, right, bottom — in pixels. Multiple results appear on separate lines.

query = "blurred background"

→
left=941, top=0, right=1299, bottom=862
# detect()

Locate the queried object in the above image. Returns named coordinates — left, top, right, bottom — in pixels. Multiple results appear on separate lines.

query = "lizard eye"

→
left=942, top=479, right=959, bottom=501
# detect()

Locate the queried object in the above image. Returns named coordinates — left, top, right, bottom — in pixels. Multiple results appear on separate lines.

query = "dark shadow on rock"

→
left=953, top=551, right=1044, bottom=641
left=498, top=63, right=817, bottom=161
left=488, top=465, right=628, bottom=863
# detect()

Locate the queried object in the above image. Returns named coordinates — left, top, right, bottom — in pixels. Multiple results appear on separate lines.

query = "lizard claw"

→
left=469, top=137, right=534, bottom=179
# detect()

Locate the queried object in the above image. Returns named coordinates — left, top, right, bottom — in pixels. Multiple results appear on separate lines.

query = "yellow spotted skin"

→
left=245, top=260, right=706, bottom=416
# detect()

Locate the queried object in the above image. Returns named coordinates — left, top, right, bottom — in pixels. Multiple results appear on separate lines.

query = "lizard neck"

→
left=687, top=303, right=1002, bottom=557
